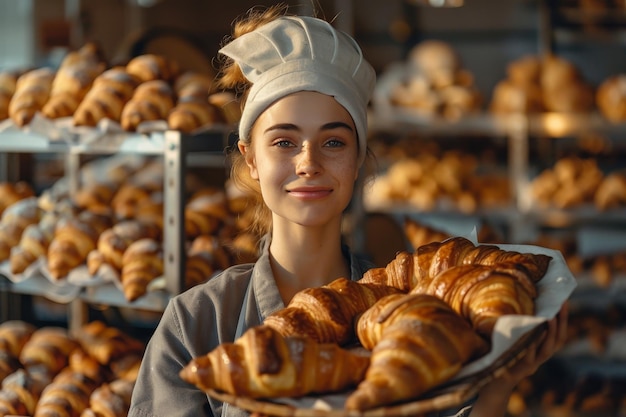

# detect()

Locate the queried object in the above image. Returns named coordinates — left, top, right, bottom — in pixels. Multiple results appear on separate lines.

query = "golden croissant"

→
left=345, top=293, right=489, bottom=411
left=414, top=263, right=537, bottom=338
left=264, top=277, right=402, bottom=345
left=180, top=325, right=369, bottom=399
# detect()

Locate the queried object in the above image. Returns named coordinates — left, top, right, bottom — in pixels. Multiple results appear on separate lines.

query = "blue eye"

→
left=274, top=139, right=293, bottom=148
left=325, top=138, right=345, bottom=148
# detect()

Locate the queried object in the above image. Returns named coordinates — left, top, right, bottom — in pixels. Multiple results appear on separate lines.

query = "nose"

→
left=295, top=143, right=323, bottom=176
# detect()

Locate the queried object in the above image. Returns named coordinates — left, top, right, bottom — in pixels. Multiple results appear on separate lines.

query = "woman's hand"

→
left=469, top=302, right=570, bottom=417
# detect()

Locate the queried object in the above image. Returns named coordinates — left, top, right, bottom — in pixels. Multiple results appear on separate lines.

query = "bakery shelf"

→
left=0, top=126, right=237, bottom=327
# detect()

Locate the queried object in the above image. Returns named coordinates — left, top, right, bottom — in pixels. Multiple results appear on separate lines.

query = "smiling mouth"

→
left=287, top=187, right=333, bottom=199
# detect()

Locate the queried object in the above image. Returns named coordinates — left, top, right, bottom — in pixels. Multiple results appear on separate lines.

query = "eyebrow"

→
left=263, top=121, right=354, bottom=134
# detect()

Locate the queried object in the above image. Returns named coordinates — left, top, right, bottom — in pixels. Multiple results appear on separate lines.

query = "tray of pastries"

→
left=180, top=236, right=577, bottom=416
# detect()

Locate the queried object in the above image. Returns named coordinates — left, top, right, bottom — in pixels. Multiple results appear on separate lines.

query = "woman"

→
left=128, top=4, right=568, bottom=417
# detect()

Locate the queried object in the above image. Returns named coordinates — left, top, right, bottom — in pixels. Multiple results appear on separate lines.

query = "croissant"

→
left=345, top=293, right=489, bottom=411
left=414, top=263, right=537, bottom=338
left=185, top=235, right=232, bottom=289
left=0, top=181, right=34, bottom=216
left=120, top=238, right=163, bottom=301
left=264, top=277, right=403, bottom=346
left=0, top=351, right=21, bottom=382
left=0, top=197, right=42, bottom=262
left=0, top=320, right=36, bottom=357
left=180, top=325, right=369, bottom=399
left=73, top=67, right=140, bottom=126
left=184, top=187, right=230, bottom=239
left=360, top=236, right=552, bottom=294
left=125, top=54, right=179, bottom=83
left=0, top=368, right=50, bottom=416
left=34, top=367, right=99, bottom=417
left=167, top=98, right=225, bottom=133
left=8, top=67, right=55, bottom=126
left=84, top=378, right=135, bottom=417
left=19, top=327, right=79, bottom=375
left=10, top=211, right=58, bottom=274
left=47, top=210, right=113, bottom=280
left=0, top=71, right=18, bottom=121
left=173, top=71, right=215, bottom=98
left=403, top=216, right=450, bottom=251
left=73, top=321, right=144, bottom=366
left=41, top=44, right=106, bottom=119
left=87, top=220, right=161, bottom=275
left=416, top=236, right=552, bottom=285
left=72, top=182, right=118, bottom=213
left=120, top=79, right=175, bottom=131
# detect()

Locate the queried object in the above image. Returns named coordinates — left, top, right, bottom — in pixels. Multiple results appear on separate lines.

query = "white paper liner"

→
left=264, top=241, right=578, bottom=411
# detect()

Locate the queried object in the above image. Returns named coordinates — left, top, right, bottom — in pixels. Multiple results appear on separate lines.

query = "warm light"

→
left=409, top=0, right=464, bottom=7
left=542, top=113, right=572, bottom=137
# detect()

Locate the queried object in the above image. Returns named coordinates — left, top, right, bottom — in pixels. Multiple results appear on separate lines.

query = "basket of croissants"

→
left=179, top=236, right=577, bottom=416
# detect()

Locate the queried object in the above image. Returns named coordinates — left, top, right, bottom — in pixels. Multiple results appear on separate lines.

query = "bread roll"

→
left=120, top=79, right=175, bottom=131
left=8, top=67, right=55, bottom=126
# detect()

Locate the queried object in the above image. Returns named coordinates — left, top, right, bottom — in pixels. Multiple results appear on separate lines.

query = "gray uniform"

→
left=128, top=235, right=472, bottom=417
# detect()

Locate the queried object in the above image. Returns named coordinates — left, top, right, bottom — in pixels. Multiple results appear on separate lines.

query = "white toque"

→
left=219, top=15, right=376, bottom=165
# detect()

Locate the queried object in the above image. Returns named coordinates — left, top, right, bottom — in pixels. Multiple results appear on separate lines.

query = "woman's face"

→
left=240, top=91, right=360, bottom=229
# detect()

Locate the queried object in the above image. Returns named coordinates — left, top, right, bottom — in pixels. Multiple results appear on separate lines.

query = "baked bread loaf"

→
left=179, top=325, right=370, bottom=398
left=345, top=293, right=488, bottom=410
left=185, top=234, right=231, bottom=289
left=184, top=187, right=230, bottom=239
left=73, top=67, right=140, bottom=126
left=120, top=238, right=163, bottom=301
left=120, top=79, right=175, bottom=131
left=8, top=67, right=55, bottom=126
left=264, top=277, right=402, bottom=346
left=168, top=97, right=225, bottom=133
left=594, top=172, right=626, bottom=211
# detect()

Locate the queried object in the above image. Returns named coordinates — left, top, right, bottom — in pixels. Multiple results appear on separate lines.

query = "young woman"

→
left=128, top=5, right=568, bottom=417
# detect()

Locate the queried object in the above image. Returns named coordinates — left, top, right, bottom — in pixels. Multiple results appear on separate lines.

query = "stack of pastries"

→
left=0, top=319, right=144, bottom=417
left=180, top=236, right=554, bottom=411
left=388, top=40, right=482, bottom=120
left=490, top=54, right=594, bottom=114
left=0, top=45, right=238, bottom=133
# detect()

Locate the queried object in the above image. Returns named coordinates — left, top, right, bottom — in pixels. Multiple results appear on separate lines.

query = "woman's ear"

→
left=238, top=141, right=259, bottom=180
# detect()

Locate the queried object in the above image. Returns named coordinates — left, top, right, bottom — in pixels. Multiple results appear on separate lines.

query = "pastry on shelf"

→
left=19, top=326, right=79, bottom=375
left=120, top=79, right=176, bottom=131
left=73, top=321, right=144, bottom=366
left=490, top=53, right=594, bottom=114
left=73, top=67, right=140, bottom=127
left=41, top=43, right=106, bottom=120
left=596, top=73, right=626, bottom=123
left=47, top=209, right=114, bottom=280
left=0, top=197, right=42, bottom=262
left=388, top=40, right=482, bottom=120
left=8, top=67, right=56, bottom=127
left=594, top=171, right=626, bottom=211
left=529, top=156, right=604, bottom=209
left=0, top=70, right=18, bottom=121
left=125, top=53, right=179, bottom=83
left=120, top=237, right=163, bottom=302
left=0, top=181, right=34, bottom=217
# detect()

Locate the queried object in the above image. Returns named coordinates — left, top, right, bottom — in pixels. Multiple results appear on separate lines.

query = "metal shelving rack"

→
left=0, top=127, right=236, bottom=331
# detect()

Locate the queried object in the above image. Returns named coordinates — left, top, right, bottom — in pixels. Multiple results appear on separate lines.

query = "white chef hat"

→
left=219, top=15, right=376, bottom=165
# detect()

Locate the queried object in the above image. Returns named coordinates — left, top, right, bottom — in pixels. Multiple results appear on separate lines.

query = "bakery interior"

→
left=1, top=0, right=626, bottom=416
